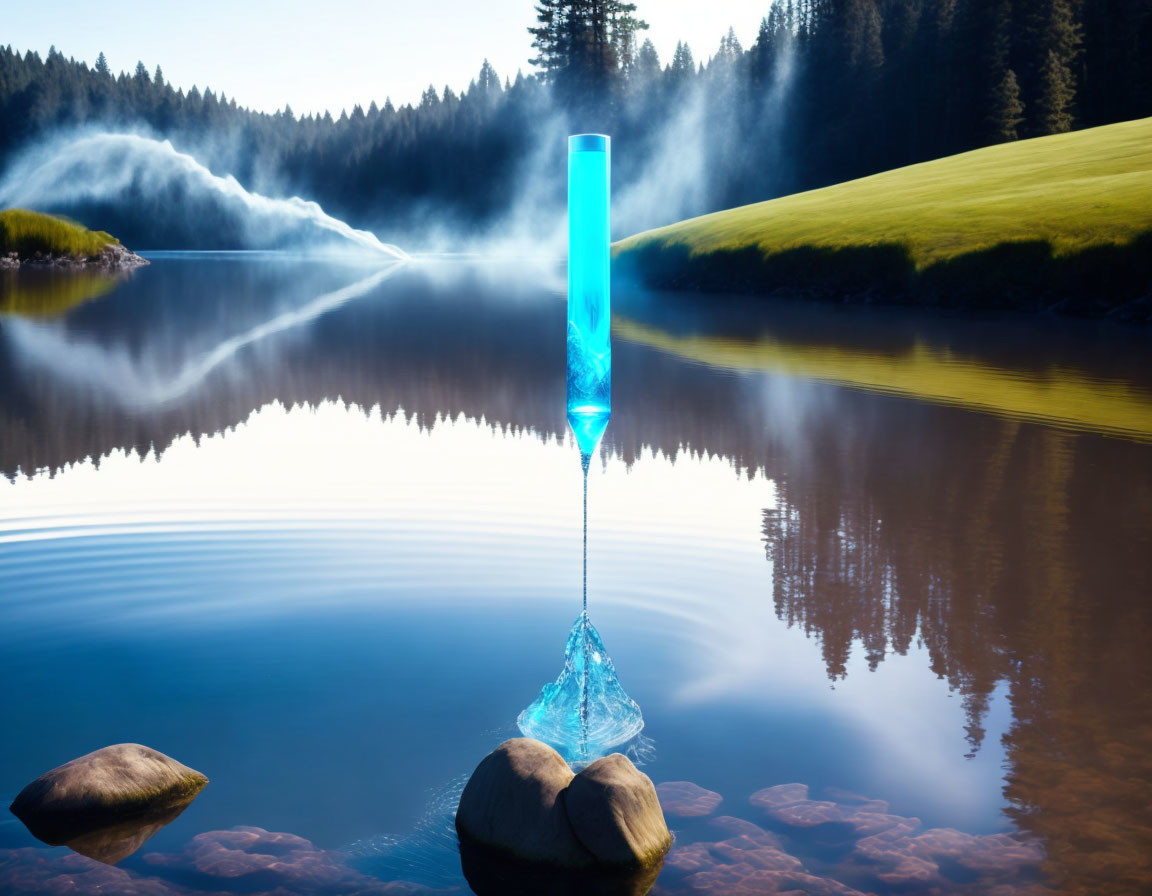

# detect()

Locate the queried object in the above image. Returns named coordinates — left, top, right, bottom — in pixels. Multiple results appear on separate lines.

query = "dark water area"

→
left=1, top=255, right=1150, bottom=896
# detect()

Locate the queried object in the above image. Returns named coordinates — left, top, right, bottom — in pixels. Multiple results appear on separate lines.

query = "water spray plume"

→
left=0, top=132, right=408, bottom=260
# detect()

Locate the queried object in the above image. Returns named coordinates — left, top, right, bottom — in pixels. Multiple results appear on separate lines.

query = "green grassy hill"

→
left=0, top=209, right=117, bottom=258
left=615, top=118, right=1152, bottom=317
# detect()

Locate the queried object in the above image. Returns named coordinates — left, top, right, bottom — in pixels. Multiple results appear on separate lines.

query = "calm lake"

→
left=1, top=254, right=1150, bottom=896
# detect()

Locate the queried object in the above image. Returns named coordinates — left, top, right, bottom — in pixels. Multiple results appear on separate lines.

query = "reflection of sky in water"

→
left=0, top=401, right=1010, bottom=854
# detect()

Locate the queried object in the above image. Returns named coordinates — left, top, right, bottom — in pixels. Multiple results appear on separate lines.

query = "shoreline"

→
left=1, top=243, right=149, bottom=271
left=613, top=236, right=1152, bottom=324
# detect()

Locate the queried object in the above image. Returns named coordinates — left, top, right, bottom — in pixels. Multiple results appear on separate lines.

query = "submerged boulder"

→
left=566, top=753, right=672, bottom=868
left=10, top=743, right=208, bottom=846
left=455, top=738, right=591, bottom=867
left=455, top=738, right=671, bottom=876
left=656, top=780, right=724, bottom=818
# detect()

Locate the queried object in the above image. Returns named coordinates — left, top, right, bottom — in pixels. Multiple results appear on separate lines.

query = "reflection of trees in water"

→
left=4, top=269, right=1152, bottom=892
left=0, top=277, right=783, bottom=481
left=0, top=268, right=124, bottom=317
left=763, top=406, right=1152, bottom=895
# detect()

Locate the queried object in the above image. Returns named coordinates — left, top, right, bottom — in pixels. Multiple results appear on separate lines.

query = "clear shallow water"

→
left=0, top=255, right=1150, bottom=895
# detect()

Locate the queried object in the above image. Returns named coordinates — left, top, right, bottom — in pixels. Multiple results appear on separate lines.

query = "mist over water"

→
left=0, top=41, right=798, bottom=259
left=0, top=132, right=408, bottom=259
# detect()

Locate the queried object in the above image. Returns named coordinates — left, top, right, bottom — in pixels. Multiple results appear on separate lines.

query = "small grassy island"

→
left=615, top=117, right=1152, bottom=319
left=0, top=209, right=147, bottom=270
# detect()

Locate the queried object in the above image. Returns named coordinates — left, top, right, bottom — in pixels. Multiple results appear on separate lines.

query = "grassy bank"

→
left=614, top=118, right=1152, bottom=318
left=0, top=209, right=117, bottom=258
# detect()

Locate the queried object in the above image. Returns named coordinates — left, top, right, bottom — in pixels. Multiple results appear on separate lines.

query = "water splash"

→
left=517, top=612, right=644, bottom=763
left=0, top=132, right=408, bottom=259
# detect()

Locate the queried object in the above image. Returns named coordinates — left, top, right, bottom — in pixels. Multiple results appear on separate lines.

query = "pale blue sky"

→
left=8, top=1, right=769, bottom=115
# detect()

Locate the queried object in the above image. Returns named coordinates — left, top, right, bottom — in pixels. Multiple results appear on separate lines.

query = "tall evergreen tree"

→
left=844, top=0, right=885, bottom=72
left=528, top=0, right=571, bottom=83
left=528, top=0, right=647, bottom=96
left=988, top=67, right=1025, bottom=139
left=1018, top=0, right=1081, bottom=134
left=669, top=40, right=695, bottom=82
left=1036, top=48, right=1075, bottom=132
left=94, top=51, right=110, bottom=76
left=634, top=38, right=660, bottom=81
left=476, top=59, right=501, bottom=94
left=608, top=1, right=648, bottom=72
left=715, top=27, right=744, bottom=65
left=1036, top=0, right=1080, bottom=133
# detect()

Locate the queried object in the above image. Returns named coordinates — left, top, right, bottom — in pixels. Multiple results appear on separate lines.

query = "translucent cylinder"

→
left=567, top=134, right=611, bottom=456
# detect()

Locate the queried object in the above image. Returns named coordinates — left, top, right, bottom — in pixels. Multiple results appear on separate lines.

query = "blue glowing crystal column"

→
left=566, top=134, right=611, bottom=459
left=518, top=133, right=644, bottom=764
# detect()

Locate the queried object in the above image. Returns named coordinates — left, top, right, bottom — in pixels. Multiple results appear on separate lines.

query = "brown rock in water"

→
left=656, top=780, right=723, bottom=818
left=455, top=738, right=591, bottom=867
left=10, top=743, right=208, bottom=847
left=565, top=753, right=672, bottom=869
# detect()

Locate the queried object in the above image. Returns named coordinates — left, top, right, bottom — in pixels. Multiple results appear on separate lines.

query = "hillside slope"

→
left=615, top=118, right=1152, bottom=318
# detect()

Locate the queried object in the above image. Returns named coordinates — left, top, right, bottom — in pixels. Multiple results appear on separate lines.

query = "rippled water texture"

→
left=1, top=255, right=1150, bottom=895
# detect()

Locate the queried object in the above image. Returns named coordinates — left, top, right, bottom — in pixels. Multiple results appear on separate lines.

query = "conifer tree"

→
left=608, top=1, right=648, bottom=72
left=94, top=51, right=110, bottom=76
left=1020, top=0, right=1081, bottom=134
left=751, top=2, right=794, bottom=85
left=477, top=59, right=501, bottom=94
left=670, top=40, right=695, bottom=82
left=1039, top=0, right=1080, bottom=133
left=528, top=0, right=647, bottom=95
left=528, top=0, right=573, bottom=83
left=634, top=38, right=660, bottom=81
left=845, top=0, right=885, bottom=72
left=988, top=67, right=1025, bottom=139
left=1036, top=48, right=1075, bottom=132
left=710, top=27, right=744, bottom=85
left=716, top=27, right=744, bottom=64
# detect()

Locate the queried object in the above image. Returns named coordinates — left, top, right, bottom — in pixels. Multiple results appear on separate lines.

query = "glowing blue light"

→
left=516, top=135, right=644, bottom=763
left=566, top=134, right=611, bottom=460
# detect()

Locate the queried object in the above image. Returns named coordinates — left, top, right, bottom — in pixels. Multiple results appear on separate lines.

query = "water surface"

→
left=1, top=255, right=1150, bottom=895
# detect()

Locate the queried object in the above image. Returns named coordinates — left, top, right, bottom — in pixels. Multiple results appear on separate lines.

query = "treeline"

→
left=0, top=0, right=1150, bottom=240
